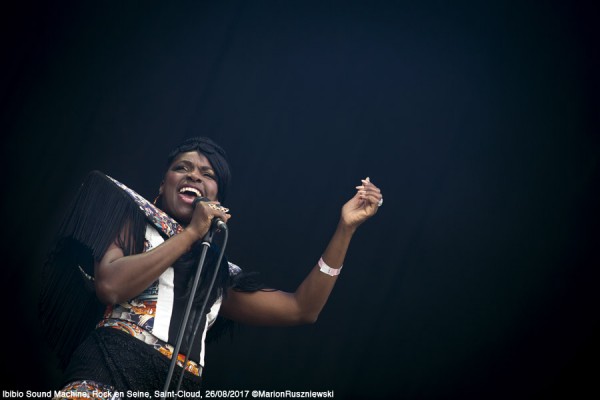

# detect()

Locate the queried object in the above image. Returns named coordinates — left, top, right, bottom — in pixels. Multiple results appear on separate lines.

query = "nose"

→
left=186, top=169, right=202, bottom=182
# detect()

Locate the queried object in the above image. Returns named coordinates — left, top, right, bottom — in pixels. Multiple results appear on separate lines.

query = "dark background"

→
left=1, top=1, right=598, bottom=399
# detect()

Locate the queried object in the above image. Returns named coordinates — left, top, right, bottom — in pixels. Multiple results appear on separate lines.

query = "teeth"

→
left=179, top=187, right=201, bottom=197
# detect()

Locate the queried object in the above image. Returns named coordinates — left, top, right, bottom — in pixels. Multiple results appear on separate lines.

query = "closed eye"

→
left=173, top=165, right=189, bottom=172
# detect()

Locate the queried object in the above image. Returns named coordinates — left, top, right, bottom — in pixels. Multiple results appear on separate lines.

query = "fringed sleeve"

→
left=39, top=171, right=147, bottom=368
left=205, top=263, right=272, bottom=343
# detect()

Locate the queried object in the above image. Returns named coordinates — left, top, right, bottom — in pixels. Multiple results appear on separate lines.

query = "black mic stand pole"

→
left=174, top=224, right=228, bottom=392
left=161, top=223, right=218, bottom=399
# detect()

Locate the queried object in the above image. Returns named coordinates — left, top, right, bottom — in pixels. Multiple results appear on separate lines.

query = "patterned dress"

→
left=51, top=174, right=240, bottom=399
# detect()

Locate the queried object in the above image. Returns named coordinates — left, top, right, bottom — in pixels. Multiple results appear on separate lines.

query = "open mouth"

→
left=178, top=186, right=202, bottom=204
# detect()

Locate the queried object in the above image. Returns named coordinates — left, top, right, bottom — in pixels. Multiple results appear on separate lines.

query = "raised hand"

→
left=340, top=177, right=383, bottom=230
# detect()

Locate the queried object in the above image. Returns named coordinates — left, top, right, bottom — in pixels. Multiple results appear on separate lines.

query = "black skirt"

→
left=62, top=327, right=202, bottom=393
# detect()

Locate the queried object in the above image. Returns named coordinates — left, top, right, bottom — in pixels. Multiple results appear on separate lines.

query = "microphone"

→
left=192, top=196, right=228, bottom=231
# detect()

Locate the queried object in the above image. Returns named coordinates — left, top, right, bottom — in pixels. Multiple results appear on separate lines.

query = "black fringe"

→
left=231, top=271, right=269, bottom=293
left=205, top=271, right=273, bottom=343
left=39, top=171, right=147, bottom=368
left=59, top=171, right=147, bottom=263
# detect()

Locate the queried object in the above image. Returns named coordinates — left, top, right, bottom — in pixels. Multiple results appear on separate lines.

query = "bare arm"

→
left=94, top=201, right=230, bottom=305
left=95, top=230, right=198, bottom=304
left=220, top=178, right=382, bottom=326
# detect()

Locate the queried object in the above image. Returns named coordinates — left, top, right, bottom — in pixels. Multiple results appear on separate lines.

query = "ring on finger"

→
left=208, top=203, right=229, bottom=213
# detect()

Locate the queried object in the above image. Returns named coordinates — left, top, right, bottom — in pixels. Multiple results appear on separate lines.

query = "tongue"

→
left=179, top=193, right=196, bottom=204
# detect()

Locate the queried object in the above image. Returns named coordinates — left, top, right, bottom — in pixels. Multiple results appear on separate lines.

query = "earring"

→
left=153, top=193, right=161, bottom=205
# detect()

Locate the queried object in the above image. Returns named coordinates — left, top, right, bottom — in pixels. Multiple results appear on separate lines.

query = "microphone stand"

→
left=174, top=225, right=228, bottom=392
left=161, top=220, right=228, bottom=399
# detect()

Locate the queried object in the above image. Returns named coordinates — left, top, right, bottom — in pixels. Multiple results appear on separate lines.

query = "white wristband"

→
left=318, top=257, right=342, bottom=276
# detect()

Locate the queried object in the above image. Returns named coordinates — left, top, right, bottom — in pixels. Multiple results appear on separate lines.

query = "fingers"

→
left=206, top=202, right=231, bottom=222
left=355, top=177, right=383, bottom=207
left=360, top=192, right=381, bottom=205
left=195, top=201, right=231, bottom=223
left=186, top=200, right=231, bottom=239
left=207, top=202, right=229, bottom=214
left=355, top=178, right=381, bottom=193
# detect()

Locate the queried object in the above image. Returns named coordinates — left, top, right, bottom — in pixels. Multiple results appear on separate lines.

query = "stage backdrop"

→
left=1, top=1, right=598, bottom=399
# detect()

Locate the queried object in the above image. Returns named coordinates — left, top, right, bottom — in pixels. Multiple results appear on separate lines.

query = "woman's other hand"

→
left=340, top=177, right=383, bottom=230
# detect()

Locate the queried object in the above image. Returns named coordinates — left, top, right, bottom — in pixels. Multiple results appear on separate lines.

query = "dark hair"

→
left=166, top=137, right=231, bottom=203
